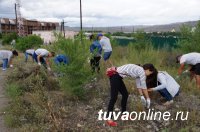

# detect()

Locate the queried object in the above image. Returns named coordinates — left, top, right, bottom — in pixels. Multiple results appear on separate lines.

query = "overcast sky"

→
left=0, top=0, right=200, bottom=27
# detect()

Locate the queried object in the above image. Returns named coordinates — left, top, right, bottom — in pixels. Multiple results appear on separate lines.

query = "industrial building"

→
left=0, top=18, right=59, bottom=35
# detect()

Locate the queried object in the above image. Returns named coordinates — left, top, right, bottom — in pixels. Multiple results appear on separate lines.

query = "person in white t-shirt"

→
left=0, top=50, right=18, bottom=71
left=33, top=48, right=55, bottom=71
left=143, top=64, right=180, bottom=106
left=176, top=52, right=200, bottom=88
left=97, top=33, right=113, bottom=67
left=25, top=49, right=35, bottom=62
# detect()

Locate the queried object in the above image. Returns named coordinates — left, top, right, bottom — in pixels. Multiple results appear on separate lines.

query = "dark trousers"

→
left=90, top=56, right=101, bottom=73
left=158, top=88, right=179, bottom=101
left=107, top=74, right=129, bottom=117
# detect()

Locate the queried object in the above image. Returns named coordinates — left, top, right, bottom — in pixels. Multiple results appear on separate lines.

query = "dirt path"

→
left=0, top=70, right=11, bottom=131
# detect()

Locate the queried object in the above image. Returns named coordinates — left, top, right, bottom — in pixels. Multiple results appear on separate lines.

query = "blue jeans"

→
left=33, top=52, right=47, bottom=68
left=33, top=52, right=45, bottom=64
left=25, top=52, right=34, bottom=62
left=103, top=51, right=112, bottom=61
left=158, top=88, right=179, bottom=101
left=25, top=52, right=29, bottom=62
left=2, top=59, right=8, bottom=70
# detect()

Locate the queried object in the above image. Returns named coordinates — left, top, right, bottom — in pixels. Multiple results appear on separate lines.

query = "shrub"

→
left=46, top=36, right=94, bottom=99
left=15, top=35, right=43, bottom=52
left=2, top=32, right=18, bottom=45
left=177, top=20, right=200, bottom=52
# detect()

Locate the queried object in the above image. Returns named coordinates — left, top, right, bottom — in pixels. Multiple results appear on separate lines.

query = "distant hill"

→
left=63, top=20, right=198, bottom=33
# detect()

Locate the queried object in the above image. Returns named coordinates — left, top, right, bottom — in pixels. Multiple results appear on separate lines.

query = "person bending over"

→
left=176, top=52, right=200, bottom=88
left=0, top=50, right=18, bottom=71
left=33, top=48, right=55, bottom=71
left=106, top=64, right=150, bottom=126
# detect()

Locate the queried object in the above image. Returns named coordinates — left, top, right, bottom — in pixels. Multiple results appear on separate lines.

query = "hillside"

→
left=64, top=20, right=198, bottom=33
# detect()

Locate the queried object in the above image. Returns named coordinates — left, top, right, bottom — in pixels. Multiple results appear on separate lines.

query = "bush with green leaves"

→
left=2, top=32, right=18, bottom=45
left=45, top=35, right=94, bottom=99
left=177, top=21, right=200, bottom=52
left=15, top=35, right=43, bottom=52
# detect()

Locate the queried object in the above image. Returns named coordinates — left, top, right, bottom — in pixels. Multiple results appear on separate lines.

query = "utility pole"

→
left=15, top=0, right=24, bottom=36
left=60, top=20, right=65, bottom=37
left=14, top=3, right=18, bottom=32
left=63, top=20, right=65, bottom=38
left=80, top=0, right=83, bottom=43
left=0, top=17, right=2, bottom=34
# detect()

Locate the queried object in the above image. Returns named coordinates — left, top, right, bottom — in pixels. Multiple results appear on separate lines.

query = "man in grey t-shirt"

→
left=97, top=33, right=113, bottom=67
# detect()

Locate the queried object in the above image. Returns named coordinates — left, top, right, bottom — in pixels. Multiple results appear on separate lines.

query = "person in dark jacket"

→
left=89, top=34, right=102, bottom=73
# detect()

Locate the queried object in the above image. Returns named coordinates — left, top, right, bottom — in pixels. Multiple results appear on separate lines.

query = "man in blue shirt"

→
left=54, top=54, right=69, bottom=65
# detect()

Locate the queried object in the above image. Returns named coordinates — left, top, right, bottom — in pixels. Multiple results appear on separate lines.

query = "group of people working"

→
left=1, top=34, right=200, bottom=127
left=0, top=48, right=69, bottom=71
left=88, top=35, right=200, bottom=126
left=105, top=52, right=200, bottom=126
left=89, top=33, right=113, bottom=73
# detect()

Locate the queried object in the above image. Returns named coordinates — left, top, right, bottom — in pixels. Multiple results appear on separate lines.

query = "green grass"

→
left=3, top=34, right=200, bottom=131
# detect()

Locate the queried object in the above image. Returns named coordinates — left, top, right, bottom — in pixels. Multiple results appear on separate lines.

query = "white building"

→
left=32, top=30, right=78, bottom=44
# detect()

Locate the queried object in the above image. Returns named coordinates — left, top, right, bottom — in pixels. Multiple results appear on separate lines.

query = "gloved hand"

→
left=183, top=70, right=189, bottom=74
left=140, top=96, right=146, bottom=107
left=38, top=62, right=41, bottom=66
left=47, top=67, right=51, bottom=71
left=175, top=75, right=180, bottom=80
left=146, top=98, right=151, bottom=109
left=10, top=64, right=13, bottom=68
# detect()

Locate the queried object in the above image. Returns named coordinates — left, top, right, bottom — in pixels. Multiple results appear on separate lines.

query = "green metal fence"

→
left=113, top=36, right=180, bottom=48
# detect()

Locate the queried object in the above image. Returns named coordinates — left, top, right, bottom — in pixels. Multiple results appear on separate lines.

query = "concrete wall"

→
left=32, top=30, right=78, bottom=44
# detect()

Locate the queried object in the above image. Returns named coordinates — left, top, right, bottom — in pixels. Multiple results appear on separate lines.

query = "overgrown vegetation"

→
left=3, top=21, right=200, bottom=131
left=176, top=21, right=200, bottom=52
left=15, top=35, right=43, bottom=52
left=2, top=32, right=18, bottom=45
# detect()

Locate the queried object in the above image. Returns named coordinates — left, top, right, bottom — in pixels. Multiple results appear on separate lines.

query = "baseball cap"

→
left=97, top=33, right=103, bottom=38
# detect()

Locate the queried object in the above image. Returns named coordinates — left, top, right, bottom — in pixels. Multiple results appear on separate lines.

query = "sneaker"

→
left=106, top=120, right=117, bottom=127
left=140, top=96, right=146, bottom=107
left=2, top=69, right=6, bottom=71
left=146, top=98, right=151, bottom=108
left=163, top=100, right=173, bottom=106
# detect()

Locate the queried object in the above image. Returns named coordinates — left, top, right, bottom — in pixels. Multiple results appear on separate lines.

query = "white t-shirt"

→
left=100, top=36, right=112, bottom=52
left=117, top=64, right=147, bottom=89
left=153, top=71, right=180, bottom=97
left=35, top=49, right=49, bottom=57
left=26, top=49, right=35, bottom=55
left=0, top=50, right=13, bottom=62
left=180, top=52, right=200, bottom=65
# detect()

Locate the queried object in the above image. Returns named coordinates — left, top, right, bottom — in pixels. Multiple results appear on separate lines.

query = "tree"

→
left=15, top=35, right=43, bottom=52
